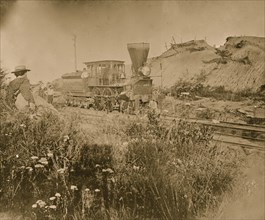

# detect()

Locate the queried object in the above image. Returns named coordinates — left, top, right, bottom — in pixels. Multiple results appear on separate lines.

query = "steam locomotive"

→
left=62, top=43, right=153, bottom=112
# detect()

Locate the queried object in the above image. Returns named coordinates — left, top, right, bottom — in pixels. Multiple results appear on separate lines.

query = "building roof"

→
left=61, top=70, right=82, bottom=79
left=84, top=60, right=125, bottom=65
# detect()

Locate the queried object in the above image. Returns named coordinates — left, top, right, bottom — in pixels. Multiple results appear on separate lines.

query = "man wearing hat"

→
left=6, top=65, right=36, bottom=110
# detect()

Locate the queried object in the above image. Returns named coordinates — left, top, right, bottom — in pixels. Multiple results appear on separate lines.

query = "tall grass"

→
left=0, top=110, right=245, bottom=219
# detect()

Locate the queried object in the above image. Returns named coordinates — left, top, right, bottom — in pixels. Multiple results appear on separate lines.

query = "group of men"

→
left=38, top=82, right=54, bottom=104
left=0, top=65, right=36, bottom=111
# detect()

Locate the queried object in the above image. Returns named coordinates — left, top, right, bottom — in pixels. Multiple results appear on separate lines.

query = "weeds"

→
left=0, top=110, right=245, bottom=219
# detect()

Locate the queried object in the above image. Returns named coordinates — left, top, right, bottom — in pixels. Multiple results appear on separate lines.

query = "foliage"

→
left=119, top=111, right=244, bottom=219
left=170, top=79, right=262, bottom=102
left=0, top=110, right=244, bottom=219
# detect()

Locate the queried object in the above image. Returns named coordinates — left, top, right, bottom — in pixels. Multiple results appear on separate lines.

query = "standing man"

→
left=6, top=65, right=36, bottom=110
left=46, top=84, right=54, bottom=104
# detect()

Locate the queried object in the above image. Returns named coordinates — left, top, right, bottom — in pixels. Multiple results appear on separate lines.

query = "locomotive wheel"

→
left=102, top=88, right=114, bottom=97
left=92, top=87, right=102, bottom=96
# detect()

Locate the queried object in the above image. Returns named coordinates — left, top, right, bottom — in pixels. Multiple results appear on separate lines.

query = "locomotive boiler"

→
left=62, top=43, right=153, bottom=112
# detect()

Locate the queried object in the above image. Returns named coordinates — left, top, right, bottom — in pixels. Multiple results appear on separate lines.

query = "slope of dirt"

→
left=205, top=36, right=265, bottom=92
left=150, top=36, right=265, bottom=92
left=150, top=40, right=219, bottom=87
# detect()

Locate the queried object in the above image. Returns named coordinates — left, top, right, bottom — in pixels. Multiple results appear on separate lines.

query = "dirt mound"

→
left=150, top=36, right=265, bottom=92
left=150, top=40, right=218, bottom=87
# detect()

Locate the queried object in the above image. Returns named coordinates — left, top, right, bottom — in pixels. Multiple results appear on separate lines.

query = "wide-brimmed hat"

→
left=12, top=65, right=31, bottom=73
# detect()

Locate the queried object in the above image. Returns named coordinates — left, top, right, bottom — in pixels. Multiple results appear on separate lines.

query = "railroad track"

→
left=62, top=107, right=265, bottom=152
left=163, top=115, right=265, bottom=152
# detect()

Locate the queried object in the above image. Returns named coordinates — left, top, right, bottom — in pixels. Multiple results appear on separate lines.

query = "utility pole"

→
left=73, top=34, right=77, bottom=72
left=160, top=62, right=163, bottom=88
left=172, top=36, right=176, bottom=44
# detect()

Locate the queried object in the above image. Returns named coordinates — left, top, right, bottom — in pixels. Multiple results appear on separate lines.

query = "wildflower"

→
left=63, top=135, right=69, bottom=142
left=40, top=161, right=48, bottom=165
left=26, top=167, right=33, bottom=172
left=32, top=204, right=37, bottom=208
left=39, top=157, right=48, bottom=165
left=49, top=205, right=56, bottom=209
left=95, top=189, right=100, bottom=192
left=95, top=164, right=100, bottom=168
left=70, top=185, right=78, bottom=191
left=20, top=124, right=26, bottom=128
left=85, top=188, right=90, bottom=192
left=49, top=196, right=56, bottom=201
left=122, top=142, right=129, bottom=147
left=57, top=168, right=65, bottom=174
left=102, top=168, right=114, bottom=174
left=35, top=164, right=44, bottom=168
left=15, top=154, right=19, bottom=158
left=31, top=156, right=38, bottom=160
left=37, top=200, right=46, bottom=208
left=5, top=134, right=8, bottom=136
left=55, top=193, right=61, bottom=197
left=47, top=152, right=53, bottom=157
left=176, top=159, right=183, bottom=165
left=133, top=165, right=140, bottom=171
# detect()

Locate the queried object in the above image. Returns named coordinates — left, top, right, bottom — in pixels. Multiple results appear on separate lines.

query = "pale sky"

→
left=0, top=0, right=264, bottom=83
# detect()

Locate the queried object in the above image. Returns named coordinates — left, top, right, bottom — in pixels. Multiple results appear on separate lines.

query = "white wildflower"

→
left=39, top=157, right=48, bottom=164
left=41, top=161, right=48, bottom=165
left=26, top=167, right=33, bottom=172
left=63, top=135, right=69, bottom=142
left=49, top=205, right=56, bottom=209
left=85, top=188, right=90, bottom=192
left=31, top=156, right=38, bottom=160
left=122, top=142, right=129, bottom=147
left=133, top=165, right=140, bottom=171
left=102, top=168, right=114, bottom=174
left=57, top=168, right=65, bottom=174
left=15, top=154, right=19, bottom=158
left=70, top=185, right=78, bottom=190
left=38, top=201, right=46, bottom=208
left=176, top=159, right=182, bottom=165
left=49, top=196, right=56, bottom=201
left=55, top=193, right=61, bottom=197
left=95, top=189, right=100, bottom=192
left=95, top=164, right=100, bottom=168
left=35, top=164, right=44, bottom=168
left=32, top=204, right=37, bottom=208
left=47, top=152, right=53, bottom=157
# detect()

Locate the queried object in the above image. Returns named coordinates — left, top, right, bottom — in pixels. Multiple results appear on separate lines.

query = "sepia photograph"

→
left=0, top=0, right=264, bottom=219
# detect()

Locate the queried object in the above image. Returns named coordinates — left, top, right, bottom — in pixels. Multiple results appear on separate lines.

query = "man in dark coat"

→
left=6, top=65, right=36, bottom=110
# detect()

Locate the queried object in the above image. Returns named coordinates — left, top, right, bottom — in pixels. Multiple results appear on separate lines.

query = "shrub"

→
left=117, top=112, right=244, bottom=219
left=0, top=111, right=115, bottom=219
left=0, top=110, right=245, bottom=219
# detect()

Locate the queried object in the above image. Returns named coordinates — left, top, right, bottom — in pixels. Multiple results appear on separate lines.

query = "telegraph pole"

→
left=73, top=34, right=77, bottom=72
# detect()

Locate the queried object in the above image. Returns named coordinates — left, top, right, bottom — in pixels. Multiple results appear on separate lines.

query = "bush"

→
left=0, top=110, right=245, bottom=219
left=116, top=112, right=244, bottom=219
left=0, top=111, right=115, bottom=219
